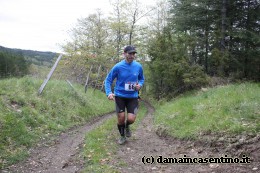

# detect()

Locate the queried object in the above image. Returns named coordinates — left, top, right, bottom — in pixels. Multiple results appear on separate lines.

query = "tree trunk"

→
left=129, top=9, right=137, bottom=45
left=244, top=0, right=251, bottom=78
left=221, top=0, right=227, bottom=52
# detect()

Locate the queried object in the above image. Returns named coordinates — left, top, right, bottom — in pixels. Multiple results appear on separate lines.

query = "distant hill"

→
left=0, top=45, right=59, bottom=67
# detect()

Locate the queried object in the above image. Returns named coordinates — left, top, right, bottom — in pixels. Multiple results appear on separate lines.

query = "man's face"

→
left=125, top=52, right=136, bottom=63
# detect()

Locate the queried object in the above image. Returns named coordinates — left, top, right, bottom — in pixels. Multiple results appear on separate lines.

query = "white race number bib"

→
left=125, top=82, right=136, bottom=91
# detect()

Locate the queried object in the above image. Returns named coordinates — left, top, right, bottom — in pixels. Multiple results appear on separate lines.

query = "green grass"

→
left=81, top=101, right=147, bottom=172
left=0, top=76, right=114, bottom=169
left=154, top=83, right=260, bottom=139
left=1, top=77, right=258, bottom=170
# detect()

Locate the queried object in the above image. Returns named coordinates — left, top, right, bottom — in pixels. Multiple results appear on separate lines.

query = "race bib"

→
left=125, top=82, right=136, bottom=91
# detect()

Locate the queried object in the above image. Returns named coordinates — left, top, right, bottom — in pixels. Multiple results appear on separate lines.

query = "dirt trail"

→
left=112, top=101, right=259, bottom=173
left=4, top=112, right=115, bottom=173
left=4, top=102, right=259, bottom=173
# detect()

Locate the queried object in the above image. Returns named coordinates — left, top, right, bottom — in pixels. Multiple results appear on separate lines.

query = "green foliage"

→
left=145, top=0, right=259, bottom=100
left=60, top=2, right=154, bottom=83
left=0, top=51, right=29, bottom=78
left=148, top=29, right=209, bottom=99
left=183, top=64, right=210, bottom=87
left=208, top=48, right=230, bottom=76
left=167, top=0, right=259, bottom=80
left=58, top=11, right=116, bottom=84
left=154, top=83, right=260, bottom=139
left=0, top=77, right=114, bottom=168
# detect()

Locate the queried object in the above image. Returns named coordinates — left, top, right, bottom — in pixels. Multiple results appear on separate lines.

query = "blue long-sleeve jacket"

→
left=105, top=60, right=145, bottom=98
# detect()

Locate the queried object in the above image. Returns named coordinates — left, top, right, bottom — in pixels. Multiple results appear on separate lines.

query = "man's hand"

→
left=108, top=93, right=115, bottom=101
left=135, top=83, right=142, bottom=91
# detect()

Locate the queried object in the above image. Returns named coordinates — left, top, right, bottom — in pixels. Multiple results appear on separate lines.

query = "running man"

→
left=105, top=45, right=145, bottom=144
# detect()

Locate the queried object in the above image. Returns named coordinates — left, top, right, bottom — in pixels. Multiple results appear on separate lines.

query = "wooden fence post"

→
left=93, top=65, right=102, bottom=92
left=38, top=54, right=62, bottom=95
left=100, top=69, right=108, bottom=92
left=84, top=65, right=93, bottom=93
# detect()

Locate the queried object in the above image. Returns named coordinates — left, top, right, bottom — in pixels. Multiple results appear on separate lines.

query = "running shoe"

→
left=125, top=127, right=131, bottom=137
left=118, top=136, right=126, bottom=145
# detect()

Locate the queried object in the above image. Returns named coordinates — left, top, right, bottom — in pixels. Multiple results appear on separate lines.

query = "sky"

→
left=0, top=0, right=156, bottom=53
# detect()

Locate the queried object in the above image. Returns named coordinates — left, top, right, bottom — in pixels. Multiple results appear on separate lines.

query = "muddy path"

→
left=4, top=112, right=115, bottom=173
left=111, top=101, right=259, bottom=173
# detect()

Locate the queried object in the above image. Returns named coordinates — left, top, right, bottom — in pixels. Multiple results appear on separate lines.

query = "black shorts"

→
left=115, top=96, right=139, bottom=115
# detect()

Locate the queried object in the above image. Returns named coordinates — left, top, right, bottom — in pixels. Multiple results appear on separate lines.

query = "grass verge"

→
left=81, top=101, right=147, bottom=172
left=153, top=83, right=260, bottom=139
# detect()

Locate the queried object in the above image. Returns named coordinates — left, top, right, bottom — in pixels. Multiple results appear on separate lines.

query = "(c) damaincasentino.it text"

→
left=142, top=155, right=251, bottom=164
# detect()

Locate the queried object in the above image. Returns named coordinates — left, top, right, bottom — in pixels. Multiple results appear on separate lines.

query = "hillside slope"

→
left=154, top=83, right=259, bottom=139
left=0, top=45, right=58, bottom=66
left=0, top=77, right=114, bottom=168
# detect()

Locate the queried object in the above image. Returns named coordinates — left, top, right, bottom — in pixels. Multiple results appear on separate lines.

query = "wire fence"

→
left=37, top=54, right=109, bottom=95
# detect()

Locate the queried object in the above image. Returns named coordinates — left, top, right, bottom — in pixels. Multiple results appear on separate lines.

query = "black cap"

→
left=124, top=45, right=137, bottom=53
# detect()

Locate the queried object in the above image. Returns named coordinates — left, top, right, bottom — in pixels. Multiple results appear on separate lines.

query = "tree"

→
left=0, top=51, right=29, bottom=78
left=148, top=28, right=209, bottom=99
left=108, top=0, right=129, bottom=61
left=60, top=10, right=112, bottom=84
left=108, top=0, right=155, bottom=61
left=167, top=0, right=259, bottom=80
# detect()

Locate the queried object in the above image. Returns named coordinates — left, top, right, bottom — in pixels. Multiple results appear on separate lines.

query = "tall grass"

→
left=0, top=77, right=114, bottom=168
left=154, top=83, right=260, bottom=139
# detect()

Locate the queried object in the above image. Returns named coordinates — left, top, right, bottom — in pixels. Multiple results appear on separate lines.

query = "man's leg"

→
left=125, top=98, right=139, bottom=137
left=115, top=97, right=127, bottom=144
left=117, top=112, right=126, bottom=137
left=125, top=113, right=136, bottom=137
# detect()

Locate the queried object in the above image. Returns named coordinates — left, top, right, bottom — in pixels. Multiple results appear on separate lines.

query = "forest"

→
left=0, top=48, right=29, bottom=78
left=0, top=0, right=259, bottom=100
left=57, top=0, right=259, bottom=100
